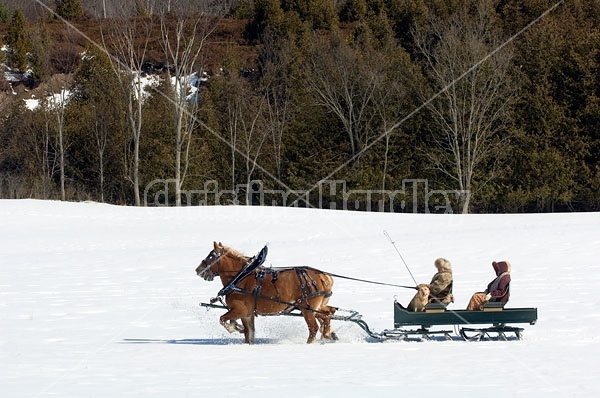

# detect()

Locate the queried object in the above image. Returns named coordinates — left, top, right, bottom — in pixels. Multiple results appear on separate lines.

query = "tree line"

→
left=0, top=0, right=599, bottom=212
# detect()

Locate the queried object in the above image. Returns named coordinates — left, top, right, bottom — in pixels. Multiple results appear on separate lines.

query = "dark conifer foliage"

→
left=55, top=0, right=83, bottom=20
left=0, top=0, right=599, bottom=212
left=4, top=8, right=30, bottom=73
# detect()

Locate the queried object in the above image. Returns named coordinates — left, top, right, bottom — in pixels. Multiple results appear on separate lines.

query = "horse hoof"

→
left=223, top=321, right=244, bottom=334
left=321, top=332, right=338, bottom=341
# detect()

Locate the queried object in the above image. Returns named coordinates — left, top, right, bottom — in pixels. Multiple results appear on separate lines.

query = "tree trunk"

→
left=413, top=4, right=514, bottom=212
left=58, top=125, right=65, bottom=201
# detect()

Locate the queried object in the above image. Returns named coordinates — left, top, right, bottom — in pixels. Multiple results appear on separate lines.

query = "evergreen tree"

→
left=0, top=1, right=9, bottom=23
left=505, top=1, right=597, bottom=211
left=5, top=8, right=30, bottom=73
left=0, top=30, right=4, bottom=67
left=231, top=0, right=255, bottom=19
left=140, top=77, right=176, bottom=202
left=55, top=0, right=83, bottom=20
left=135, top=0, right=149, bottom=17
left=71, top=46, right=114, bottom=103
left=245, top=0, right=285, bottom=42
left=288, top=0, right=338, bottom=30
left=384, top=0, right=429, bottom=47
left=29, top=23, right=52, bottom=84
left=70, top=45, right=127, bottom=202
left=340, top=0, right=368, bottom=23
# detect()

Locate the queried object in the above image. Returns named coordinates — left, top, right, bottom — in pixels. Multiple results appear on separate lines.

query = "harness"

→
left=216, top=266, right=332, bottom=314
left=205, top=246, right=412, bottom=317
left=209, top=245, right=333, bottom=316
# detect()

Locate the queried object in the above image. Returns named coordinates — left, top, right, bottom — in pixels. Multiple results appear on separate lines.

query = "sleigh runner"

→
left=200, top=300, right=538, bottom=341
left=386, top=301, right=538, bottom=340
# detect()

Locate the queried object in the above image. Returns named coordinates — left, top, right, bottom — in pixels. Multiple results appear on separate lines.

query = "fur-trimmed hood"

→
left=492, top=261, right=511, bottom=275
left=487, top=261, right=511, bottom=303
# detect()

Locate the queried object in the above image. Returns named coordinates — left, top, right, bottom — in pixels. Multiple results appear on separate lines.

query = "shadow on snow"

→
left=121, top=337, right=279, bottom=345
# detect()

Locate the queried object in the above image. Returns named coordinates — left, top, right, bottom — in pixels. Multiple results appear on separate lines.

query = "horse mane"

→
left=221, top=244, right=251, bottom=262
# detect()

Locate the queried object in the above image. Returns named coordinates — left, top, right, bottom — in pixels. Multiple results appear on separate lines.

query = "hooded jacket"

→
left=428, top=271, right=453, bottom=304
left=486, top=261, right=511, bottom=303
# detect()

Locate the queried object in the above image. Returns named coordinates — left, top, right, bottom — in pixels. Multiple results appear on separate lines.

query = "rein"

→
left=219, top=265, right=417, bottom=293
left=319, top=270, right=417, bottom=290
left=201, top=246, right=417, bottom=317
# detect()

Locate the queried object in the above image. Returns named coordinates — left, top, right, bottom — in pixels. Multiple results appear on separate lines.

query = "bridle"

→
left=198, top=248, right=224, bottom=280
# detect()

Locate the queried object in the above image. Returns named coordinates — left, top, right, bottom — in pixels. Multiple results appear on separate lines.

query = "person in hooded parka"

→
left=466, top=261, right=511, bottom=311
left=428, top=258, right=454, bottom=306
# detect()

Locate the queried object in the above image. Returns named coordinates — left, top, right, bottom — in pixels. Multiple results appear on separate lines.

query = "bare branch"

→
left=414, top=5, right=516, bottom=212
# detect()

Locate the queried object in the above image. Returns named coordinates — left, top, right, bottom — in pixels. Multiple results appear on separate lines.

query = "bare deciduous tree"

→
left=239, top=94, right=269, bottom=205
left=82, top=0, right=214, bottom=19
left=374, top=76, right=406, bottom=193
left=159, top=7, right=221, bottom=206
left=414, top=3, right=515, bottom=213
left=306, top=35, right=370, bottom=158
left=44, top=26, right=78, bottom=202
left=102, top=14, right=153, bottom=206
left=26, top=109, right=58, bottom=198
left=258, top=31, right=295, bottom=181
left=216, top=67, right=270, bottom=205
left=305, top=33, right=395, bottom=162
left=45, top=76, right=71, bottom=201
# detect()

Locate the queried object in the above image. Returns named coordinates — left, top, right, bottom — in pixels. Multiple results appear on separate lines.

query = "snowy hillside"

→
left=1, top=200, right=599, bottom=397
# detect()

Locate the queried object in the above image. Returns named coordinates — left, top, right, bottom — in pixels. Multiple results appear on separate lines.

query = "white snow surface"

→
left=133, top=73, right=160, bottom=102
left=1, top=199, right=599, bottom=397
left=23, top=90, right=72, bottom=111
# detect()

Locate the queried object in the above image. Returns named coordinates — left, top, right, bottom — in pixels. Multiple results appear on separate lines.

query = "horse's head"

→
left=196, top=241, right=225, bottom=281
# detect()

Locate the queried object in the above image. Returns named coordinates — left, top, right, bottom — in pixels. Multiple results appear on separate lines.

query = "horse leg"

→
left=316, top=314, right=337, bottom=341
left=240, top=314, right=255, bottom=344
left=316, top=305, right=338, bottom=341
left=301, top=310, right=320, bottom=344
left=233, top=321, right=245, bottom=333
left=222, top=320, right=244, bottom=333
left=220, top=308, right=246, bottom=334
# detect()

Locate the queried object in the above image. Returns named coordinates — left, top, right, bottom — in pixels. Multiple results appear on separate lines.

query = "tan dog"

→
left=407, top=284, right=430, bottom=312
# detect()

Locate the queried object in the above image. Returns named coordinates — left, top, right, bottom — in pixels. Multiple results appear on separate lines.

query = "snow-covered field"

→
left=1, top=199, right=599, bottom=397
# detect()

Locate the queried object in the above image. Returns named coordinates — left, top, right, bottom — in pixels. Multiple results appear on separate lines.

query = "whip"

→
left=383, top=230, right=418, bottom=286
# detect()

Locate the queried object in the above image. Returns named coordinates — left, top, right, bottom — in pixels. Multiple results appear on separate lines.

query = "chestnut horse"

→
left=196, top=242, right=337, bottom=344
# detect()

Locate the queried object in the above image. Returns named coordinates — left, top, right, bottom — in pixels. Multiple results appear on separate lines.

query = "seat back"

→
left=483, top=301, right=505, bottom=312
left=425, top=302, right=447, bottom=313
